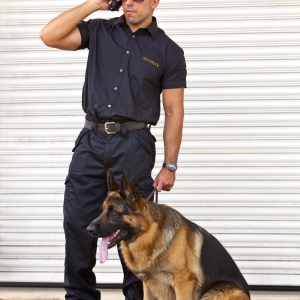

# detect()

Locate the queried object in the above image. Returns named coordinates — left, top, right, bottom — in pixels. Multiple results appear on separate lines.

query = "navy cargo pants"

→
left=63, top=123, right=156, bottom=300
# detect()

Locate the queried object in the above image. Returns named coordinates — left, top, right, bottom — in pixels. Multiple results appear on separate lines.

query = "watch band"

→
left=162, top=162, right=177, bottom=172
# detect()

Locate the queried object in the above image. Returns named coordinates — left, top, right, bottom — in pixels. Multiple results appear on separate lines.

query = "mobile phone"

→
left=109, top=0, right=122, bottom=11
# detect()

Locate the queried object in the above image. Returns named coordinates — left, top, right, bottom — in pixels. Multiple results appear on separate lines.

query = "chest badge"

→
left=143, top=56, right=160, bottom=68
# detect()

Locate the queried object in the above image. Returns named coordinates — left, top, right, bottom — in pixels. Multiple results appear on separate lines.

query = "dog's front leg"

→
left=143, top=282, right=159, bottom=300
left=144, top=280, right=176, bottom=300
left=173, top=278, right=200, bottom=300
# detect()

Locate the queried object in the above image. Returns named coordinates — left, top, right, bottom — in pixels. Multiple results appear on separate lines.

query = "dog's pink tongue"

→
left=99, top=237, right=109, bottom=264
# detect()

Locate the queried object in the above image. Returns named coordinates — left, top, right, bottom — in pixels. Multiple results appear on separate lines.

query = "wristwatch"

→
left=162, top=162, right=177, bottom=172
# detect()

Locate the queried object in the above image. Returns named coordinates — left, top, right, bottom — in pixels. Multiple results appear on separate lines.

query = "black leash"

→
left=146, top=189, right=158, bottom=204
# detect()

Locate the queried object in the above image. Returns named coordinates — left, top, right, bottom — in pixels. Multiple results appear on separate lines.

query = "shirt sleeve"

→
left=162, top=48, right=187, bottom=89
left=76, top=19, right=105, bottom=50
left=76, top=20, right=91, bottom=50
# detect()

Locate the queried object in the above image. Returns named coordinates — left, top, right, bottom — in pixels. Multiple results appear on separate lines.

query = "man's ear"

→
left=120, top=173, right=140, bottom=204
left=107, top=168, right=120, bottom=191
left=151, top=0, right=160, bottom=10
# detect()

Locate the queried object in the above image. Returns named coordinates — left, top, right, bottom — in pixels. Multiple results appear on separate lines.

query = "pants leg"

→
left=64, top=128, right=107, bottom=300
left=63, top=126, right=156, bottom=300
left=99, top=126, right=156, bottom=300
left=117, top=174, right=155, bottom=300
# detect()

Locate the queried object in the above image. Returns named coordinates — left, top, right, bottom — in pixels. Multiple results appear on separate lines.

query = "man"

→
left=40, top=0, right=186, bottom=299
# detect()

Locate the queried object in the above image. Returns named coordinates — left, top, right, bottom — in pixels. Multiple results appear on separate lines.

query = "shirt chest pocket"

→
left=129, top=55, right=164, bottom=87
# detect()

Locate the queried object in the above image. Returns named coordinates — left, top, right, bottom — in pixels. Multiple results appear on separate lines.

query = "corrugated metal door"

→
left=0, top=0, right=299, bottom=287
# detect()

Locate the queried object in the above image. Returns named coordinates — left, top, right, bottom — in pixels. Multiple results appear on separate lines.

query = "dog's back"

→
left=185, top=218, right=250, bottom=299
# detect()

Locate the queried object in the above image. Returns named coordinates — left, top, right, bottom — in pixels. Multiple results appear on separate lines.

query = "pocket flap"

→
left=137, top=177, right=154, bottom=191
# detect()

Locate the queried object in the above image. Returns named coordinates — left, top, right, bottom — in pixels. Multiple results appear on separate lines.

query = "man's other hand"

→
left=153, top=168, right=176, bottom=192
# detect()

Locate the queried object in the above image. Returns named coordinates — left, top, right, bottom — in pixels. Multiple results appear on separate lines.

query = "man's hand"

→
left=153, top=168, right=176, bottom=192
left=86, top=0, right=110, bottom=11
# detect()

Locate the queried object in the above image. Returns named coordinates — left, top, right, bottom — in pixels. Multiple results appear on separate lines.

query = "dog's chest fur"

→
left=119, top=215, right=205, bottom=283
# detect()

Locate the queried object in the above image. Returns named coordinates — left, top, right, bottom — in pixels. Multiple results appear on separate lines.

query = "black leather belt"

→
left=84, top=120, right=147, bottom=135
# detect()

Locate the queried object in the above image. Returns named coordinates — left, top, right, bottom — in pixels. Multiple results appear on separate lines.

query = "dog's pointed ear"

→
left=120, top=173, right=140, bottom=203
left=107, top=169, right=120, bottom=191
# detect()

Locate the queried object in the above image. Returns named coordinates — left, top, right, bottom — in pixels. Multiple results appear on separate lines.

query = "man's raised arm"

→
left=40, top=0, right=109, bottom=50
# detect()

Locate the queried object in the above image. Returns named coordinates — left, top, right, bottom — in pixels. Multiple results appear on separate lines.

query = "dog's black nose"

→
left=86, top=224, right=96, bottom=234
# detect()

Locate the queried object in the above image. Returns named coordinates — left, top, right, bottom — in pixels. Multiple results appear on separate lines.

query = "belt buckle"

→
left=104, top=122, right=116, bottom=134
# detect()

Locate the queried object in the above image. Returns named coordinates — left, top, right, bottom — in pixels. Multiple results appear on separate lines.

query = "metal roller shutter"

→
left=0, top=0, right=299, bottom=287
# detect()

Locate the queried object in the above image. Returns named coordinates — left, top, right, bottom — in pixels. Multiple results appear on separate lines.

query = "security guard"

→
left=40, top=0, right=186, bottom=299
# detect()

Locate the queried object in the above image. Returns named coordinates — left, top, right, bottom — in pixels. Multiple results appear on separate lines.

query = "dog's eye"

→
left=108, top=205, right=116, bottom=215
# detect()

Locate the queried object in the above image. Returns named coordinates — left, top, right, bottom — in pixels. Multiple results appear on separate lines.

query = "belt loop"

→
left=120, top=123, right=129, bottom=139
left=92, top=122, right=97, bottom=131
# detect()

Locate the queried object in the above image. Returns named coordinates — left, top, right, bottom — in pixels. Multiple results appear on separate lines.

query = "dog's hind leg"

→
left=200, top=282, right=250, bottom=300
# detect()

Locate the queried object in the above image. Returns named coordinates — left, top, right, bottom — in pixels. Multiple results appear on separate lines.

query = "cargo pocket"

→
left=136, top=177, right=154, bottom=200
left=72, top=128, right=89, bottom=152
left=63, top=175, right=70, bottom=221
left=132, top=129, right=156, bottom=170
left=64, top=175, right=69, bottom=185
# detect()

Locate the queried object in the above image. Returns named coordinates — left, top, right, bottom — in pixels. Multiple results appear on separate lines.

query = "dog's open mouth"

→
left=99, top=229, right=128, bottom=264
left=107, top=228, right=128, bottom=249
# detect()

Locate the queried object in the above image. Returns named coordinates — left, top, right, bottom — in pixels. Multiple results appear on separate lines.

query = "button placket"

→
left=106, top=35, right=137, bottom=114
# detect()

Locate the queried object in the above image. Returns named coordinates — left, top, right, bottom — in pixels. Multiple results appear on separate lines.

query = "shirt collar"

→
left=113, top=15, right=158, bottom=38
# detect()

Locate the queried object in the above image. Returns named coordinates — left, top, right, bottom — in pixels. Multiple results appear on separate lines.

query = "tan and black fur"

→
left=87, top=169, right=251, bottom=300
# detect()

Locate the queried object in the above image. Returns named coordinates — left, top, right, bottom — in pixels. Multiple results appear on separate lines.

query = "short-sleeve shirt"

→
left=77, top=15, right=186, bottom=125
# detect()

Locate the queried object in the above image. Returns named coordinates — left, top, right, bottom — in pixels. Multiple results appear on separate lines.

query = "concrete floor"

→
left=0, top=287, right=300, bottom=300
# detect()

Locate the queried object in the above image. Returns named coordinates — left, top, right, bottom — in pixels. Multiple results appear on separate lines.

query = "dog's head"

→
left=86, top=169, right=147, bottom=249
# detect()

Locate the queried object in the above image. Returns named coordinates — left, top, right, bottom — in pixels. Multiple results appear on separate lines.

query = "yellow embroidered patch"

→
left=143, top=56, right=160, bottom=68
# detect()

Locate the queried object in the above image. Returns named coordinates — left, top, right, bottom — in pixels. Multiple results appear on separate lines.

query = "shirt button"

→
left=108, top=104, right=111, bottom=108
left=120, top=69, right=123, bottom=72
left=126, top=51, right=129, bottom=54
left=114, top=87, right=117, bottom=90
left=132, top=35, right=135, bottom=38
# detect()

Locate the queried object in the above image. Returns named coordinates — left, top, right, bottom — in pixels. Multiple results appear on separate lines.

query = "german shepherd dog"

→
left=87, top=169, right=251, bottom=300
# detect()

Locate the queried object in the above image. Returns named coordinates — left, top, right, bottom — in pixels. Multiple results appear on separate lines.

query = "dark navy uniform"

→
left=63, top=15, right=186, bottom=300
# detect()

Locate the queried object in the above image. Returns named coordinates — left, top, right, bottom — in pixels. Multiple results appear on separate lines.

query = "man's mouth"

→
left=125, top=9, right=135, bottom=13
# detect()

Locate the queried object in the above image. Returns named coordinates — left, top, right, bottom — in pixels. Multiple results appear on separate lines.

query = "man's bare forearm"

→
left=163, top=88, right=184, bottom=164
left=153, top=88, right=184, bottom=192
left=40, top=0, right=108, bottom=49
left=163, top=108, right=183, bottom=164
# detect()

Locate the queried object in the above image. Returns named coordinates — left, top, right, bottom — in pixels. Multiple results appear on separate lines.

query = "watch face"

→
left=163, top=162, right=177, bottom=171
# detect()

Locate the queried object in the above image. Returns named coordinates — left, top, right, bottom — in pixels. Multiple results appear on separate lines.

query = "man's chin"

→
left=125, top=15, right=137, bottom=23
